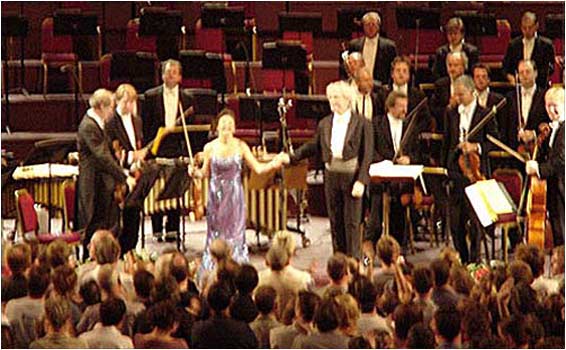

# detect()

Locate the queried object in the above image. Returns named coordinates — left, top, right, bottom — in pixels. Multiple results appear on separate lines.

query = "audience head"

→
left=509, top=281, right=539, bottom=315
left=89, top=230, right=113, bottom=262
left=6, top=242, right=31, bottom=276
left=80, top=279, right=101, bottom=307
left=161, top=59, right=182, bottom=89
left=207, top=283, right=232, bottom=315
left=134, top=269, right=155, bottom=300
left=266, top=245, right=289, bottom=272
left=94, top=233, right=121, bottom=265
left=362, top=11, right=381, bottom=38
left=170, top=252, right=189, bottom=284
left=350, top=275, right=378, bottom=313
left=432, top=306, right=462, bottom=344
left=272, top=230, right=296, bottom=258
left=518, top=59, right=538, bottom=90
left=314, top=297, right=342, bottom=333
left=550, top=245, right=565, bottom=276
left=446, top=51, right=468, bottom=80
left=515, top=243, right=545, bottom=279
left=235, top=264, right=259, bottom=294
left=115, top=83, right=138, bottom=115
left=391, top=56, right=412, bottom=86
left=335, top=293, right=361, bottom=335
left=355, top=68, right=374, bottom=95
left=431, top=258, right=450, bottom=288
left=500, top=314, right=529, bottom=348
left=43, top=295, right=72, bottom=332
left=327, top=80, right=356, bottom=115
left=97, top=263, right=120, bottom=296
left=439, top=246, right=461, bottom=268
left=100, top=297, right=126, bottom=327
left=444, top=17, right=465, bottom=46
left=520, top=11, right=538, bottom=40
left=472, top=63, right=492, bottom=92
left=449, top=264, right=475, bottom=296
left=453, top=75, right=475, bottom=106
left=327, top=252, right=349, bottom=284
left=393, top=303, right=424, bottom=344
left=28, top=265, right=50, bottom=298
left=406, top=322, right=436, bottom=349
left=296, top=291, right=321, bottom=323
left=545, top=87, right=565, bottom=122
left=509, top=259, right=534, bottom=285
left=385, top=90, right=409, bottom=120
left=254, top=285, right=277, bottom=315
left=89, top=88, right=115, bottom=120
left=412, top=263, right=434, bottom=296
left=377, top=235, right=401, bottom=267
left=46, top=239, right=71, bottom=270
left=150, top=301, right=178, bottom=333
left=152, top=275, right=180, bottom=304
left=51, top=264, right=77, bottom=297
left=460, top=300, right=491, bottom=344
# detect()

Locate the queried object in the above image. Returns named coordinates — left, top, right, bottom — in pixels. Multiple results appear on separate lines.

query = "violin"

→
left=111, top=140, right=127, bottom=207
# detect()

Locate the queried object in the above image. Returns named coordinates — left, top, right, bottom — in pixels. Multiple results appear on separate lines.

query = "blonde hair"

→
left=272, top=230, right=296, bottom=257
left=115, top=83, right=138, bottom=102
left=326, top=80, right=356, bottom=105
left=89, top=88, right=114, bottom=109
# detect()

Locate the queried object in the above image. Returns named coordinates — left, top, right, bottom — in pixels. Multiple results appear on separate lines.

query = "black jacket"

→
left=431, top=42, right=480, bottom=79
left=502, top=35, right=555, bottom=87
left=348, top=36, right=398, bottom=85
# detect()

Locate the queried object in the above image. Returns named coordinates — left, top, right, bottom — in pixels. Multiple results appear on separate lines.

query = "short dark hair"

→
left=254, top=285, right=277, bottom=315
left=169, top=252, right=189, bottom=283
left=406, top=322, right=435, bottom=349
left=6, top=243, right=31, bottom=275
left=46, top=239, right=71, bottom=269
left=51, top=265, right=77, bottom=296
left=44, top=295, right=71, bottom=331
left=94, top=235, right=120, bottom=264
left=431, top=258, right=450, bottom=287
left=385, top=91, right=408, bottom=112
left=472, top=63, right=492, bottom=77
left=100, top=298, right=126, bottom=326
left=235, top=264, right=259, bottom=294
left=327, top=252, right=348, bottom=282
left=207, top=283, right=232, bottom=313
left=391, top=55, right=412, bottom=71
left=434, top=306, right=461, bottom=342
left=350, top=276, right=378, bottom=313
left=412, top=263, right=434, bottom=295
left=79, top=280, right=101, bottom=306
left=515, top=244, right=545, bottom=278
left=297, top=291, right=321, bottom=323
left=509, top=260, right=534, bottom=285
left=150, top=301, right=177, bottom=331
left=460, top=300, right=491, bottom=341
left=314, top=298, right=342, bottom=333
left=28, top=265, right=50, bottom=298
left=393, top=303, right=423, bottom=341
left=134, top=269, right=155, bottom=299
left=500, top=314, right=529, bottom=347
left=348, top=336, right=372, bottom=349
left=151, top=276, right=180, bottom=304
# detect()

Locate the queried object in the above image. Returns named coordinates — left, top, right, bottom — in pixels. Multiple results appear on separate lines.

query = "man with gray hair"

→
left=432, top=17, right=479, bottom=79
left=442, top=75, right=499, bottom=263
left=281, top=81, right=373, bottom=258
left=142, top=59, right=194, bottom=242
left=347, top=11, right=397, bottom=85
left=77, top=88, right=128, bottom=261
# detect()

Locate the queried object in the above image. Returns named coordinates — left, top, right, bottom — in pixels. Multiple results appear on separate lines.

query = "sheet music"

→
left=369, top=160, right=424, bottom=179
left=13, top=163, right=79, bottom=180
left=465, top=179, right=515, bottom=227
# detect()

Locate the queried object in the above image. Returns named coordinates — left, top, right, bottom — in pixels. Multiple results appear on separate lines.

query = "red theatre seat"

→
left=479, top=19, right=511, bottom=65
left=125, top=18, right=157, bottom=53
left=41, top=17, right=79, bottom=94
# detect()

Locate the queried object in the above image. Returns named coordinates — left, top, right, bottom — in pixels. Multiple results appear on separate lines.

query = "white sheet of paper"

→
left=369, top=160, right=424, bottom=179
left=13, top=163, right=79, bottom=179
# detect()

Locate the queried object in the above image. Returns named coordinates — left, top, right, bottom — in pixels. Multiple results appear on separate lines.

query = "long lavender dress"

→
left=200, top=154, right=249, bottom=273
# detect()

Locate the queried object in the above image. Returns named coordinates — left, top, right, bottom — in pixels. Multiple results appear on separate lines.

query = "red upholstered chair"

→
left=125, top=18, right=157, bottom=53
left=62, top=179, right=76, bottom=232
left=479, top=19, right=511, bottom=67
left=99, top=52, right=159, bottom=91
left=41, top=17, right=80, bottom=95
left=491, top=168, right=523, bottom=262
left=15, top=188, right=81, bottom=246
left=404, top=29, right=444, bottom=69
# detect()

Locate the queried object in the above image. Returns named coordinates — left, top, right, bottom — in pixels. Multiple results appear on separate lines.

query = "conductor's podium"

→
left=243, top=153, right=308, bottom=239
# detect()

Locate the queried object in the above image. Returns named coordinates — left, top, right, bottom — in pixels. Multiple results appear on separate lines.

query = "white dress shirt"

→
left=331, top=110, right=352, bottom=159
left=387, top=113, right=403, bottom=153
left=393, top=83, right=408, bottom=96
left=523, top=34, right=536, bottom=60
left=163, top=84, right=179, bottom=128
left=87, top=108, right=105, bottom=130
left=356, top=93, right=373, bottom=121
left=117, top=108, right=137, bottom=150
left=549, top=119, right=564, bottom=148
left=458, top=99, right=477, bottom=143
left=363, top=35, right=379, bottom=80
left=449, top=40, right=464, bottom=53
left=521, top=84, right=536, bottom=126
left=475, top=87, right=490, bottom=108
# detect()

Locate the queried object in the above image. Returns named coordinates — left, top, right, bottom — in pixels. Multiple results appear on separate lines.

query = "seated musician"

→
left=365, top=90, right=423, bottom=251
left=502, top=59, right=549, bottom=150
left=442, top=75, right=499, bottom=264
left=105, top=84, right=147, bottom=255
left=526, top=86, right=565, bottom=247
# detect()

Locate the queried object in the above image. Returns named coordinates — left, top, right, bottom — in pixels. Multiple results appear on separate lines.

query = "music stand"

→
left=22, top=138, right=77, bottom=232
left=1, top=13, right=28, bottom=133
left=53, top=9, right=99, bottom=60
left=544, top=14, right=564, bottom=39
left=336, top=8, right=368, bottom=38
left=262, top=40, right=308, bottom=94
left=278, top=12, right=323, bottom=37
left=295, top=95, right=331, bottom=121
left=396, top=8, right=441, bottom=87
left=139, top=8, right=183, bottom=61
left=179, top=50, right=227, bottom=98
left=239, top=94, right=280, bottom=146
left=110, top=51, right=157, bottom=93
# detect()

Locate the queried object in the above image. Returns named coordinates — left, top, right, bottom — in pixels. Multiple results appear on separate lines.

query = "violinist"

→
left=443, top=75, right=499, bottom=263
left=503, top=59, right=549, bottom=151
left=76, top=89, right=127, bottom=261
left=365, top=90, right=423, bottom=251
left=526, top=87, right=565, bottom=246
left=106, top=84, right=147, bottom=255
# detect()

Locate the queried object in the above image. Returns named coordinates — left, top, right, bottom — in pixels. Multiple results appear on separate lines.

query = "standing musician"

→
left=365, top=91, right=424, bottom=249
left=281, top=81, right=373, bottom=258
left=353, top=68, right=379, bottom=121
left=502, top=60, right=549, bottom=150
left=76, top=89, right=128, bottom=260
left=142, top=59, right=194, bottom=242
left=526, top=86, right=565, bottom=247
left=443, top=75, right=500, bottom=264
left=106, top=84, right=147, bottom=255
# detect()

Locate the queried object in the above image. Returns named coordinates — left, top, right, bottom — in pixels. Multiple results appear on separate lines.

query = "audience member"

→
left=133, top=301, right=188, bottom=349
left=50, top=265, right=81, bottom=327
left=372, top=235, right=400, bottom=296
left=292, top=297, right=349, bottom=348
left=323, top=252, right=350, bottom=297
left=2, top=243, right=31, bottom=302
left=406, top=322, right=436, bottom=349
left=392, top=303, right=423, bottom=348
left=335, top=293, right=361, bottom=337
left=349, top=275, right=390, bottom=336
left=432, top=306, right=462, bottom=348
left=250, top=285, right=282, bottom=348
left=79, top=298, right=134, bottom=348
left=412, top=263, right=437, bottom=325
left=430, top=258, right=460, bottom=310
left=230, top=264, right=259, bottom=323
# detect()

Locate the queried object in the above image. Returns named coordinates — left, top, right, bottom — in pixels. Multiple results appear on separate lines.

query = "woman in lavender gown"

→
left=196, top=109, right=284, bottom=284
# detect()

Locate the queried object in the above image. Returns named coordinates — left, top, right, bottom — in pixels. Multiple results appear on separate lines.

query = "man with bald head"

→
left=503, top=11, right=555, bottom=87
left=353, top=68, right=379, bottom=121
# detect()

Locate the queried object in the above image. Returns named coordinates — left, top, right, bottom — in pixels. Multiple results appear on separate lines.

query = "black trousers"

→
left=151, top=210, right=180, bottom=235
left=448, top=180, right=481, bottom=264
left=119, top=206, right=140, bottom=255
left=324, top=170, right=362, bottom=258
left=364, top=183, right=409, bottom=247
left=548, top=191, right=565, bottom=247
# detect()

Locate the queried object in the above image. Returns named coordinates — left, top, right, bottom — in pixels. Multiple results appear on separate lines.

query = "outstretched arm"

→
left=241, top=140, right=282, bottom=174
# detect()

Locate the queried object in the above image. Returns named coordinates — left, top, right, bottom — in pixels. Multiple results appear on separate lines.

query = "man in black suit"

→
left=142, top=59, right=194, bottom=242
left=432, top=17, right=480, bottom=80
left=430, top=51, right=467, bottom=132
left=106, top=84, right=146, bottom=255
left=347, top=12, right=397, bottom=86
left=503, top=11, right=555, bottom=87
left=365, top=91, right=423, bottom=248
left=443, top=75, right=499, bottom=263
left=76, top=89, right=127, bottom=260
left=282, top=80, right=373, bottom=258
left=502, top=60, right=549, bottom=150
left=526, top=87, right=564, bottom=246
left=472, top=64, right=505, bottom=129
left=353, top=68, right=380, bottom=121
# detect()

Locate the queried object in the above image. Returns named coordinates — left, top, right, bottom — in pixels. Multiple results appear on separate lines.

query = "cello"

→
left=526, top=123, right=552, bottom=250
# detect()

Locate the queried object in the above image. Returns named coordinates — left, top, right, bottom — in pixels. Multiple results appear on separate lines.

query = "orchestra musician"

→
left=472, top=63, right=505, bottom=132
left=281, top=81, right=373, bottom=258
left=365, top=91, right=424, bottom=250
left=442, top=75, right=500, bottom=263
left=142, top=59, right=194, bottom=242
left=105, top=84, right=147, bottom=255
left=76, top=89, right=128, bottom=260
left=526, top=86, right=565, bottom=247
